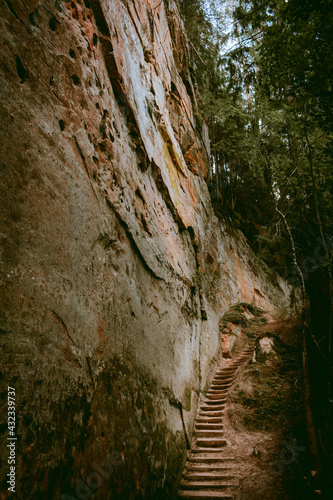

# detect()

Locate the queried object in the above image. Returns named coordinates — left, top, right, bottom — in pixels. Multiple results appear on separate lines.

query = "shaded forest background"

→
left=178, top=0, right=333, bottom=494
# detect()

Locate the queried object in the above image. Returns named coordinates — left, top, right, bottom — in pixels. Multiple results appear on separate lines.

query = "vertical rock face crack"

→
left=51, top=310, right=75, bottom=345
left=169, top=398, right=191, bottom=450
left=177, top=343, right=254, bottom=499
left=179, top=403, right=191, bottom=450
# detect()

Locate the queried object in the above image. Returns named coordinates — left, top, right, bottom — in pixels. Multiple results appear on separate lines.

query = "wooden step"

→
left=212, top=380, right=233, bottom=386
left=213, top=376, right=233, bottom=381
left=206, top=393, right=228, bottom=398
left=183, top=472, right=236, bottom=481
left=195, top=430, right=225, bottom=437
left=202, top=402, right=226, bottom=408
left=211, top=377, right=234, bottom=386
left=198, top=411, right=224, bottom=417
left=205, top=400, right=227, bottom=405
left=200, top=405, right=225, bottom=411
left=205, top=393, right=227, bottom=399
left=207, top=389, right=228, bottom=394
left=211, top=380, right=232, bottom=384
left=212, top=382, right=233, bottom=387
left=205, top=394, right=227, bottom=401
left=196, top=417, right=223, bottom=423
left=188, top=455, right=235, bottom=462
left=178, top=491, right=234, bottom=499
left=195, top=423, right=224, bottom=430
left=180, top=480, right=236, bottom=490
left=216, top=365, right=237, bottom=373
left=191, top=447, right=228, bottom=453
left=210, top=384, right=231, bottom=389
left=196, top=438, right=227, bottom=447
left=201, top=404, right=226, bottom=411
left=186, top=464, right=234, bottom=472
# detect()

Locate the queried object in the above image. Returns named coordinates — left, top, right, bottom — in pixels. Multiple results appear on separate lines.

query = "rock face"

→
left=221, top=324, right=242, bottom=358
left=259, top=337, right=276, bottom=355
left=0, top=1, right=297, bottom=498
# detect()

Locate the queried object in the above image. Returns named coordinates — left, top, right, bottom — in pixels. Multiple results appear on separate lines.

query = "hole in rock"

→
left=93, top=33, right=98, bottom=46
left=29, top=13, right=36, bottom=26
left=49, top=17, right=59, bottom=31
left=16, top=56, right=27, bottom=83
left=69, top=49, right=76, bottom=59
left=59, top=120, right=65, bottom=131
left=135, top=188, right=145, bottom=204
left=71, top=74, right=81, bottom=86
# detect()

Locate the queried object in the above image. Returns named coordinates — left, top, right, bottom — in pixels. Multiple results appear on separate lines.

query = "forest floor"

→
left=226, top=319, right=318, bottom=499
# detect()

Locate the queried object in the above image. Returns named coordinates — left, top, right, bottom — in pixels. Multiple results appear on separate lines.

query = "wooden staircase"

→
left=178, top=344, right=254, bottom=499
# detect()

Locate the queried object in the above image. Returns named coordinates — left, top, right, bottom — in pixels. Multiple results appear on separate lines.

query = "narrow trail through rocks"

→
left=178, top=343, right=255, bottom=499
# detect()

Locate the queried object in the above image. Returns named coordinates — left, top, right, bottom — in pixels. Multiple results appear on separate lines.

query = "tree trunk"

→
left=232, top=0, right=252, bottom=119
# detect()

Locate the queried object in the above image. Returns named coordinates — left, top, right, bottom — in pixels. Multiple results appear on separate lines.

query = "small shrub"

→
left=223, top=311, right=246, bottom=325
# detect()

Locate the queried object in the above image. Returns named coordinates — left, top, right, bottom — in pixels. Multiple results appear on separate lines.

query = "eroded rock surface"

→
left=0, top=1, right=297, bottom=498
left=260, top=336, right=276, bottom=355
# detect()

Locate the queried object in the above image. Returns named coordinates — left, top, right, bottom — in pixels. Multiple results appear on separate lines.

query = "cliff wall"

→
left=0, top=1, right=296, bottom=498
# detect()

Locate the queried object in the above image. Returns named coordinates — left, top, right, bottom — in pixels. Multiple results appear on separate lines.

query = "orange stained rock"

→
left=184, top=145, right=209, bottom=179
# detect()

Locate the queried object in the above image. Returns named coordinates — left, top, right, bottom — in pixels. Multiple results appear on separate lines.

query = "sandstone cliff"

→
left=0, top=1, right=297, bottom=498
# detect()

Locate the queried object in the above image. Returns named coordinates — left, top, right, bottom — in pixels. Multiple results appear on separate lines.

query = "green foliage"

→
left=222, top=301, right=265, bottom=329
left=223, top=310, right=245, bottom=324
left=232, top=301, right=263, bottom=316
left=258, top=0, right=333, bottom=127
